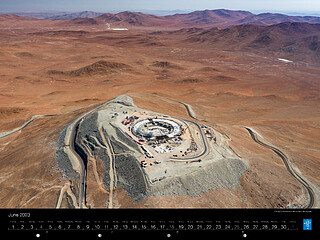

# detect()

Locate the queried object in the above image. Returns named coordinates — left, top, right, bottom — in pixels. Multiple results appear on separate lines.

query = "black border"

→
left=1, top=208, right=318, bottom=239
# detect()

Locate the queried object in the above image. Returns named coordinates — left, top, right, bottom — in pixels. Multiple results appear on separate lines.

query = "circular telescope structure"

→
left=132, top=118, right=181, bottom=140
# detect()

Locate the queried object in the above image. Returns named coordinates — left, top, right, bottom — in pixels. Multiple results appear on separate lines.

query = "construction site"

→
left=56, top=95, right=249, bottom=204
left=115, top=110, right=211, bottom=182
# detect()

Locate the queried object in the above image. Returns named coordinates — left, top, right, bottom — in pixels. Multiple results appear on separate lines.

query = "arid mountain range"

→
left=177, top=22, right=320, bottom=64
left=1, top=9, right=319, bottom=65
left=0, top=9, right=319, bottom=208
left=46, top=11, right=104, bottom=20
left=1, top=9, right=320, bottom=29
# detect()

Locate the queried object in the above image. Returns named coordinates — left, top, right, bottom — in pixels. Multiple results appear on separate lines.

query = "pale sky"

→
left=0, top=0, right=319, bottom=13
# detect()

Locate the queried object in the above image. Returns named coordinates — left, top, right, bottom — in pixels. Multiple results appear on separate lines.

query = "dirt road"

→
left=244, top=127, right=316, bottom=208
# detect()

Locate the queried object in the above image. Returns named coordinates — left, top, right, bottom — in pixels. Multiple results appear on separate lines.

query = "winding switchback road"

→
left=166, top=99, right=209, bottom=161
left=244, top=127, right=315, bottom=209
left=167, top=98, right=198, bottom=120
left=167, top=98, right=317, bottom=208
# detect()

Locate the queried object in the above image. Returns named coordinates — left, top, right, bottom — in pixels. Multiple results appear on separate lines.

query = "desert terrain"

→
left=0, top=9, right=319, bottom=208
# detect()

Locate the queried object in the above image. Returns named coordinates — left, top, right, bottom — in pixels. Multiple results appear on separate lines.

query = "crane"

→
left=180, top=122, right=193, bottom=135
left=167, top=122, right=193, bottom=141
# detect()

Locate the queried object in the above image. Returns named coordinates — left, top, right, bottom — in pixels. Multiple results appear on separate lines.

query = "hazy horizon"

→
left=0, top=0, right=319, bottom=14
left=1, top=8, right=320, bottom=18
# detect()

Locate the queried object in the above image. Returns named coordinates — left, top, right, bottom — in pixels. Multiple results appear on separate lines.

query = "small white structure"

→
left=278, top=58, right=293, bottom=63
left=112, top=28, right=128, bottom=31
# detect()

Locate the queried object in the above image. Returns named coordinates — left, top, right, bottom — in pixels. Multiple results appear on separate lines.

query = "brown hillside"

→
left=48, top=60, right=131, bottom=77
left=183, top=22, right=320, bottom=64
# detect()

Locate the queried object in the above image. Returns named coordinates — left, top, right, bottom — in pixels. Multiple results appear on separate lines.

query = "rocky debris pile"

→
left=110, top=134, right=149, bottom=201
left=150, top=158, right=249, bottom=197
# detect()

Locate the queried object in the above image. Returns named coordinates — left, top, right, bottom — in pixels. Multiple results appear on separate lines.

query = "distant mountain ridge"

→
left=181, top=22, right=320, bottom=64
left=236, top=12, right=320, bottom=25
left=1, top=9, right=320, bottom=30
left=96, top=11, right=165, bottom=27
left=0, top=14, right=36, bottom=21
left=46, top=11, right=103, bottom=20
left=93, top=9, right=254, bottom=28
left=164, top=9, right=253, bottom=27
left=73, top=9, right=320, bottom=28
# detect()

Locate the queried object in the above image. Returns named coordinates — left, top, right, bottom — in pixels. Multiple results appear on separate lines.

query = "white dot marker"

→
left=36, top=233, right=40, bottom=238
